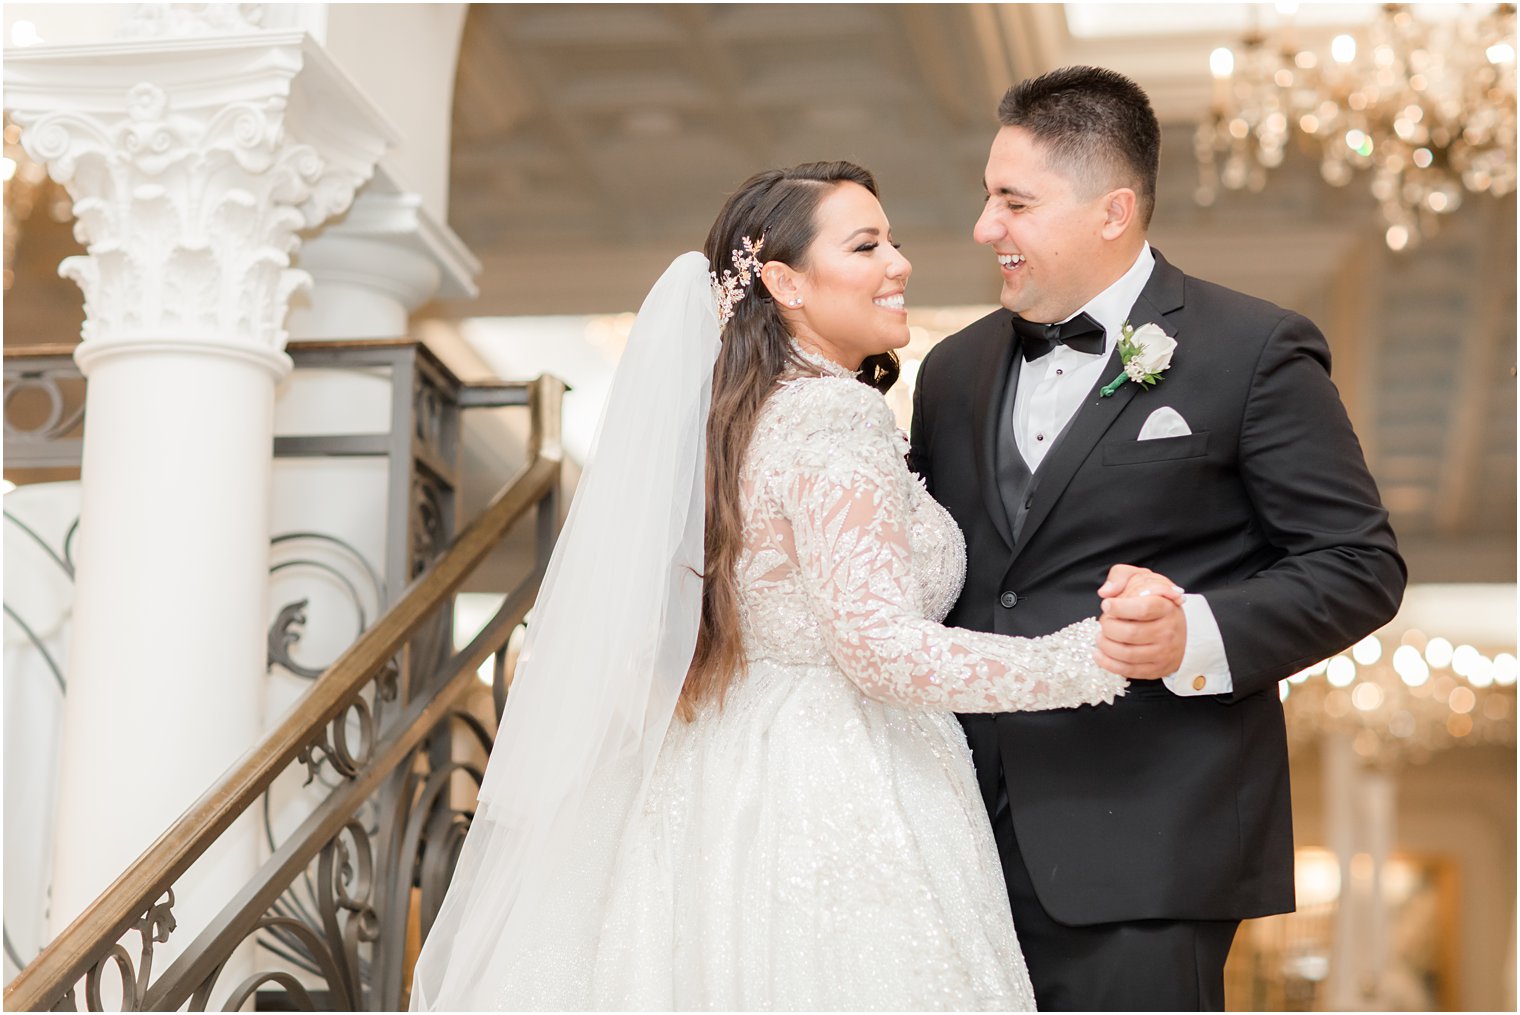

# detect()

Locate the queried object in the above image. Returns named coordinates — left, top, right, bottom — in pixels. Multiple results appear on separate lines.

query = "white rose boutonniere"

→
left=1100, top=321, right=1176, bottom=397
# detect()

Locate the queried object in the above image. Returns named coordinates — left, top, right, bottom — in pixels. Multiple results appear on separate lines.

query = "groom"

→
left=910, top=66, right=1405, bottom=1010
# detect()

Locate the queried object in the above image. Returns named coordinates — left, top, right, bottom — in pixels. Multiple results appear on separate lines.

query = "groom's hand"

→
left=1094, top=565, right=1187, bottom=680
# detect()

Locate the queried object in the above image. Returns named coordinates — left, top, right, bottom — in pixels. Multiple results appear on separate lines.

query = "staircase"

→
left=2, top=342, right=565, bottom=1011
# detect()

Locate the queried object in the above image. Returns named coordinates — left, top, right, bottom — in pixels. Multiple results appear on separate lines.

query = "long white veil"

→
left=410, top=252, right=719, bottom=1010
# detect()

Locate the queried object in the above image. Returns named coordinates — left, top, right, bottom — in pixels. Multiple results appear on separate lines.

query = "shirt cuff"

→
left=1163, top=594, right=1234, bottom=696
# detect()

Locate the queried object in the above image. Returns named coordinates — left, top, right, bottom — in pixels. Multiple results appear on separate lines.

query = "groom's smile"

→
left=993, top=250, right=1031, bottom=301
left=975, top=125, right=1140, bottom=326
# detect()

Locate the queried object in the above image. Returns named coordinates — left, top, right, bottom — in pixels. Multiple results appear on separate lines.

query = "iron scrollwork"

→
left=20, top=551, right=541, bottom=1011
left=50, top=892, right=175, bottom=1013
left=408, top=472, right=449, bottom=580
left=236, top=713, right=487, bottom=1013
left=293, top=660, right=399, bottom=787
left=190, top=817, right=380, bottom=1012
left=267, top=533, right=385, bottom=682
left=412, top=377, right=449, bottom=466
left=2, top=368, right=85, bottom=443
left=407, top=712, right=494, bottom=941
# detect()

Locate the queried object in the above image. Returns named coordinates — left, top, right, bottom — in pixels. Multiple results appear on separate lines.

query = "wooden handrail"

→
left=143, top=572, right=544, bottom=1011
left=4, top=374, right=564, bottom=1012
left=1, top=344, right=80, bottom=360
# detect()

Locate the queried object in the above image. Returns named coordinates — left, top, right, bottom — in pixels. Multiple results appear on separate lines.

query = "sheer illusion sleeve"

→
left=775, top=378, right=1126, bottom=714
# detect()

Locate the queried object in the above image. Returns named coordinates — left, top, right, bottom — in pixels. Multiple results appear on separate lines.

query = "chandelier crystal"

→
left=1196, top=3, right=1517, bottom=251
left=1282, top=632, right=1516, bottom=768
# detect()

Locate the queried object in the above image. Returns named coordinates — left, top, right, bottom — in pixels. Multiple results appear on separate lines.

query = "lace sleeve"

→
left=776, top=379, right=1126, bottom=714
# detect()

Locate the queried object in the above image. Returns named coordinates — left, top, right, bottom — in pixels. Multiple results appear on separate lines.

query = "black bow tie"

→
left=1011, top=311, right=1106, bottom=361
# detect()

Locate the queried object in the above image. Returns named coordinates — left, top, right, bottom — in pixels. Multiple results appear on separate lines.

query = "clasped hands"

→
left=1093, top=564, right=1187, bottom=680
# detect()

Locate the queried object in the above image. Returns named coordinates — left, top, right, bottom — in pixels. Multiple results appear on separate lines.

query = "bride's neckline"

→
left=790, top=339, right=857, bottom=380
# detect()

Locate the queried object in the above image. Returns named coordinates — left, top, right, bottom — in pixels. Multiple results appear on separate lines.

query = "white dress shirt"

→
left=1012, top=243, right=1232, bottom=696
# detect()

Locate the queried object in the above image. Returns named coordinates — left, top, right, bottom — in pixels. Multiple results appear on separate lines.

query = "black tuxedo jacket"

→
left=909, top=250, right=1405, bottom=925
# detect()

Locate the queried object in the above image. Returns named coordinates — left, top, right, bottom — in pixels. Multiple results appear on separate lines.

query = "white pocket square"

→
left=1137, top=406, right=1191, bottom=441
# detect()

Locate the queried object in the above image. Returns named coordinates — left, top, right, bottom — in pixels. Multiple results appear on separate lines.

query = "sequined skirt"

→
left=584, top=657, right=1036, bottom=1011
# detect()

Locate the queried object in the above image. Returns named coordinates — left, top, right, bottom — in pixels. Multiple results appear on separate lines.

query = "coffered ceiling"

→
left=436, top=2, right=1405, bottom=316
left=434, top=3, right=1515, bottom=581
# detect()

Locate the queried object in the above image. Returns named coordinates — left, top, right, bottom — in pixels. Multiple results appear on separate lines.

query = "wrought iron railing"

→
left=3, top=371, right=564, bottom=1011
left=3, top=340, right=548, bottom=989
left=3, top=338, right=508, bottom=612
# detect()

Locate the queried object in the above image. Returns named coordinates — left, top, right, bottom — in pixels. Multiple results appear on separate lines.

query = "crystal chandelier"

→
left=1283, top=631, right=1516, bottom=767
left=1195, top=3, right=1517, bottom=251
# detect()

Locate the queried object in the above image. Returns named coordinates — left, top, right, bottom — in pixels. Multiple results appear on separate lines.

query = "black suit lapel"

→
left=971, top=314, right=1018, bottom=551
left=1006, top=251, right=1187, bottom=567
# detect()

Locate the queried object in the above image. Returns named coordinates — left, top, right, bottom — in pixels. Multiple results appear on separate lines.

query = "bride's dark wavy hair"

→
left=680, top=160, right=900, bottom=721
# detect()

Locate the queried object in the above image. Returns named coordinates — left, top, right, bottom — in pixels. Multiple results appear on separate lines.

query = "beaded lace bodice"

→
left=733, top=348, right=1126, bottom=713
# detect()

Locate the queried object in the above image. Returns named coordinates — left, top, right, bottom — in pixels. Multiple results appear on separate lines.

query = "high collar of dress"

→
left=789, top=339, right=858, bottom=380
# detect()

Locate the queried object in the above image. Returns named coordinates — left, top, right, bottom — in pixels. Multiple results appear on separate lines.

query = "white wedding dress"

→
left=452, top=351, right=1127, bottom=1011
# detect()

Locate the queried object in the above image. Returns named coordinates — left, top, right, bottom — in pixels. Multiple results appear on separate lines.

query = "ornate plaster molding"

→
left=300, top=161, right=483, bottom=309
left=4, top=32, right=398, bottom=362
left=115, top=4, right=267, bottom=40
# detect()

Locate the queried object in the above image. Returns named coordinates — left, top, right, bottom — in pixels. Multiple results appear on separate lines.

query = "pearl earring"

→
left=789, top=297, right=803, bottom=307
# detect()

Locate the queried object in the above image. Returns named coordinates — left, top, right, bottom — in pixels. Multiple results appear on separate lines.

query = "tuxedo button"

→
left=1000, top=591, right=1020, bottom=609
left=1192, top=675, right=1207, bottom=691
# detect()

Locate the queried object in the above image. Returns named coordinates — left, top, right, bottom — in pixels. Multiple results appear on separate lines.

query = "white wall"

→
left=320, top=4, right=468, bottom=222
left=3, top=5, right=127, bottom=46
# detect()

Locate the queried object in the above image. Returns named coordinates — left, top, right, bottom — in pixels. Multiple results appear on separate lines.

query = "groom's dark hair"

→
left=998, top=66, right=1161, bottom=228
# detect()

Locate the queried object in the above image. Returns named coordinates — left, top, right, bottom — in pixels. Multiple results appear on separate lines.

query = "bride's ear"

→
left=760, top=261, right=801, bottom=307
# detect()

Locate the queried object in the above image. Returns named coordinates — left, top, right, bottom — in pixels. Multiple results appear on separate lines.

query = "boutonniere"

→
left=1100, top=321, right=1176, bottom=397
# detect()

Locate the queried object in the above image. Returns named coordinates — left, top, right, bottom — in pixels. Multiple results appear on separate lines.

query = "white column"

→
left=1363, top=770, right=1396, bottom=1007
left=1323, top=731, right=1360, bottom=1010
left=1322, top=731, right=1400, bottom=1010
left=4, top=28, right=395, bottom=963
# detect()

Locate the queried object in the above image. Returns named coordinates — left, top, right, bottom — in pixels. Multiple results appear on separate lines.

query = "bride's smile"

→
left=762, top=180, right=913, bottom=371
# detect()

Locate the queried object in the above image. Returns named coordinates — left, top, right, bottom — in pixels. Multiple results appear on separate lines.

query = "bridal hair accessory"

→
left=710, top=234, right=765, bottom=326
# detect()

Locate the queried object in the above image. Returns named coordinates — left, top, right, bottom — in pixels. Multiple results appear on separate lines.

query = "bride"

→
left=410, top=161, right=1179, bottom=1011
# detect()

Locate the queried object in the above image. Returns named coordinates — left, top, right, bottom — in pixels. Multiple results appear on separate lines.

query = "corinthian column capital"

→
left=4, top=32, right=398, bottom=371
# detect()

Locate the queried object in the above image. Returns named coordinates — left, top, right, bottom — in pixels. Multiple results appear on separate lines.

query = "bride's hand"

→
left=1093, top=564, right=1187, bottom=680
left=1097, top=563, right=1185, bottom=605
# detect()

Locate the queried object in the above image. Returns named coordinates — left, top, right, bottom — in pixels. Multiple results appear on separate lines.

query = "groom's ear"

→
left=1099, top=188, right=1139, bottom=240
left=760, top=261, right=799, bottom=304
